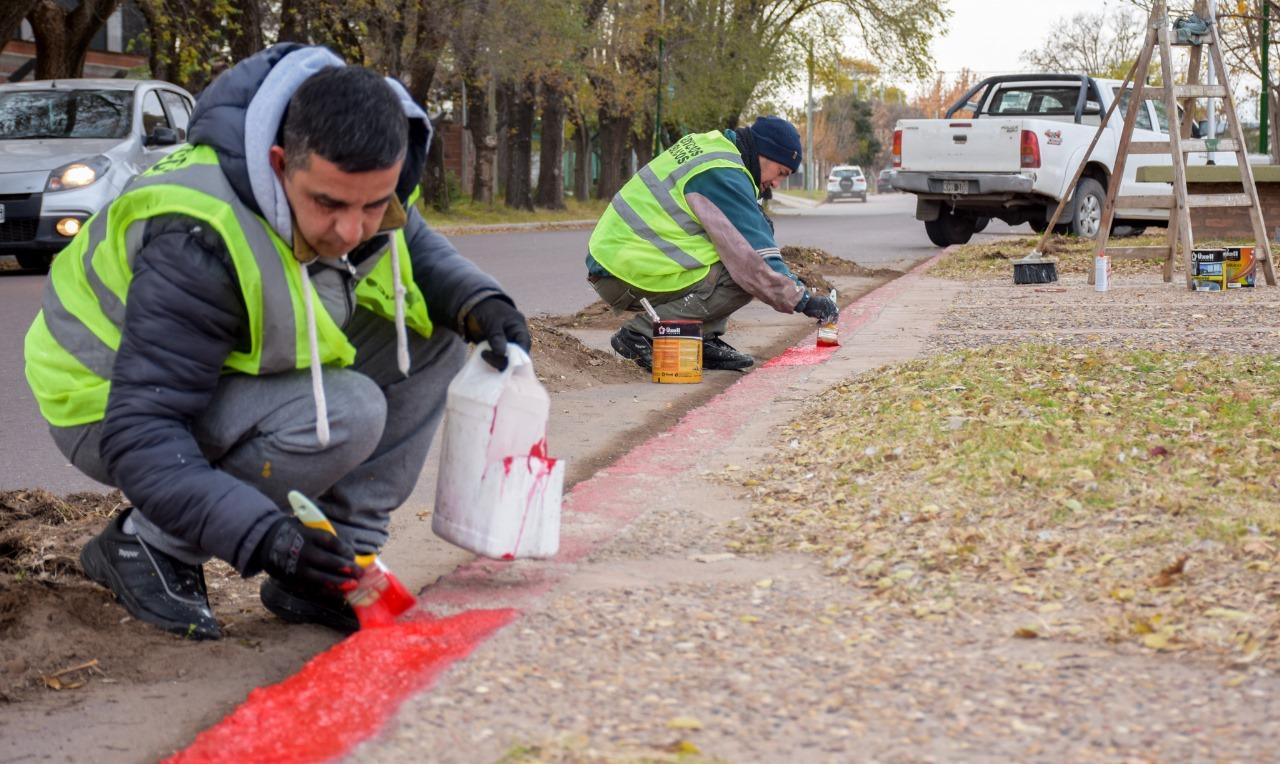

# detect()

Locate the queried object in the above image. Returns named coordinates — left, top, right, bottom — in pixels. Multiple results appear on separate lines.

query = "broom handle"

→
left=1032, top=58, right=1139, bottom=254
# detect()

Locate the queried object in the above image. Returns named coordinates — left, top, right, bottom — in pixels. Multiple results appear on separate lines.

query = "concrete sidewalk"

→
left=341, top=260, right=963, bottom=762
left=166, top=255, right=1280, bottom=763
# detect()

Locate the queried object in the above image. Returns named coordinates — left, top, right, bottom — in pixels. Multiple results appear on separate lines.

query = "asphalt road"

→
left=0, top=192, right=1003, bottom=492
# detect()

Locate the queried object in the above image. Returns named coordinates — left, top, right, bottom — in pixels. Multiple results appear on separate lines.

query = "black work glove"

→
left=797, top=291, right=839, bottom=322
left=464, top=296, right=532, bottom=371
left=255, top=516, right=359, bottom=593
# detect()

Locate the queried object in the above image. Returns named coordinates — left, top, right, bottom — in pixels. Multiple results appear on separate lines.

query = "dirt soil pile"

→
left=0, top=490, right=287, bottom=703
left=781, top=245, right=901, bottom=293
left=528, top=318, right=648, bottom=391
left=1, top=490, right=141, bottom=701
left=545, top=300, right=620, bottom=330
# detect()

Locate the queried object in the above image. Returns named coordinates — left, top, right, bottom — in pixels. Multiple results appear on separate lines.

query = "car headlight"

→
left=46, top=155, right=111, bottom=192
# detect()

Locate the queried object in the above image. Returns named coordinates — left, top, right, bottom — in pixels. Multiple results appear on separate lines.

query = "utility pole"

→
left=1264, top=0, right=1271, bottom=155
left=1207, top=0, right=1219, bottom=164
left=806, top=44, right=814, bottom=191
left=654, top=0, right=665, bottom=156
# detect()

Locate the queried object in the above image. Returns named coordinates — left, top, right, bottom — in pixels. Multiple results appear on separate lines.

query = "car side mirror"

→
left=1082, top=101, right=1102, bottom=115
left=146, top=126, right=180, bottom=147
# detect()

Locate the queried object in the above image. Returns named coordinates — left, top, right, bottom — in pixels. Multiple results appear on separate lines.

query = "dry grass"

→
left=733, top=346, right=1280, bottom=665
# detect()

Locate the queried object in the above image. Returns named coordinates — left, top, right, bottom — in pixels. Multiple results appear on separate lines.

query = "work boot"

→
left=610, top=327, right=653, bottom=370
left=260, top=577, right=359, bottom=634
left=702, top=337, right=754, bottom=371
left=79, top=508, right=221, bottom=640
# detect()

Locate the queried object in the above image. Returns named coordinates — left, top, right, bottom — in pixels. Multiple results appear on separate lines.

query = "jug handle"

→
left=472, top=340, right=535, bottom=378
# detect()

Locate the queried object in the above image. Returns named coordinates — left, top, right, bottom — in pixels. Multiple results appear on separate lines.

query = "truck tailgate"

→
left=899, top=119, right=1023, bottom=173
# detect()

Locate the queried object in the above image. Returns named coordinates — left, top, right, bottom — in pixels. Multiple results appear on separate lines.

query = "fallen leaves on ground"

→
left=930, top=234, right=1258, bottom=281
left=495, top=734, right=724, bottom=763
left=732, top=345, right=1280, bottom=666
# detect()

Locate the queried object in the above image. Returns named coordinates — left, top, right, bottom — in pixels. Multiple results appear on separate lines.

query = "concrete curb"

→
left=170, top=252, right=945, bottom=762
left=432, top=219, right=597, bottom=236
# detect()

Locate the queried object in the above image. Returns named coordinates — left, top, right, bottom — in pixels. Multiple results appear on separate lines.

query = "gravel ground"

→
left=928, top=273, right=1280, bottom=355
left=349, top=269, right=1280, bottom=763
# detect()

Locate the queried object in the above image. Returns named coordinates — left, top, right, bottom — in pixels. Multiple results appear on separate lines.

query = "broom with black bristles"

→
left=1014, top=58, right=1138, bottom=285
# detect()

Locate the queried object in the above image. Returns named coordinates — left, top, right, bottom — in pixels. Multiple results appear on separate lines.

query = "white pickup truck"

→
left=890, top=74, right=1220, bottom=247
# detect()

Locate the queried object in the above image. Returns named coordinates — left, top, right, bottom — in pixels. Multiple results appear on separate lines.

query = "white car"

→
left=0, top=78, right=195, bottom=272
left=826, top=165, right=867, bottom=202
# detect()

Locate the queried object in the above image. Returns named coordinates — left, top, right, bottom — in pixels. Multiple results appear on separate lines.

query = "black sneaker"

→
left=703, top=337, right=754, bottom=371
left=79, top=509, right=221, bottom=640
left=260, top=577, right=359, bottom=634
left=610, top=327, right=653, bottom=370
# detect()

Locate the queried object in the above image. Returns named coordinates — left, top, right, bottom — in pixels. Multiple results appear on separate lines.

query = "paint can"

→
left=651, top=320, right=702, bottom=383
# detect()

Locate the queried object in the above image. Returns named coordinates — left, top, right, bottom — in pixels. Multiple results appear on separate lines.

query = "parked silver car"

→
left=0, top=78, right=194, bottom=272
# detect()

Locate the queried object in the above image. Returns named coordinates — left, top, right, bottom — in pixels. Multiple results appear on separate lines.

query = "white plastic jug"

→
left=433, top=342, right=564, bottom=559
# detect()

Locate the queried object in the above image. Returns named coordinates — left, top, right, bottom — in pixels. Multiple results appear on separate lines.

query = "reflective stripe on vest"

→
left=588, top=131, right=756, bottom=294
left=24, top=144, right=432, bottom=427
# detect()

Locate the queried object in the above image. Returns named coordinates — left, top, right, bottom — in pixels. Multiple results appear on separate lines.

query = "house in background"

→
left=2, top=1, right=147, bottom=82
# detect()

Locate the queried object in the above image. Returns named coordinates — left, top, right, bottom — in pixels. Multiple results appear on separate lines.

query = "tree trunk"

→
left=495, top=79, right=513, bottom=199
left=535, top=77, right=567, bottom=209
left=0, top=0, right=39, bottom=56
left=596, top=109, right=631, bottom=201
left=636, top=110, right=656, bottom=163
left=572, top=112, right=592, bottom=201
left=228, top=0, right=264, bottom=62
left=30, top=0, right=121, bottom=80
left=405, top=0, right=454, bottom=212
left=278, top=0, right=306, bottom=43
left=424, top=124, right=450, bottom=212
left=504, top=76, right=536, bottom=211
left=466, top=70, right=495, bottom=204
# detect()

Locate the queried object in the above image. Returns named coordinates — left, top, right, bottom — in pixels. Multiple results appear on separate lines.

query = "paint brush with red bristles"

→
left=287, top=490, right=417, bottom=629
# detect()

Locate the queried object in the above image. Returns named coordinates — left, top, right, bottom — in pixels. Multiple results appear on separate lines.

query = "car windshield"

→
left=0, top=89, right=133, bottom=140
left=833, top=169, right=861, bottom=178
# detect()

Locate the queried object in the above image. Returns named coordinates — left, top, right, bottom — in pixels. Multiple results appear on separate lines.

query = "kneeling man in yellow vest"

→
left=22, top=45, right=531, bottom=639
left=587, top=115, right=839, bottom=371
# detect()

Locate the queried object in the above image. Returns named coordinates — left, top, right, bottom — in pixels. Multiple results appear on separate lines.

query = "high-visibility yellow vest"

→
left=24, top=144, right=433, bottom=427
left=588, top=130, right=757, bottom=293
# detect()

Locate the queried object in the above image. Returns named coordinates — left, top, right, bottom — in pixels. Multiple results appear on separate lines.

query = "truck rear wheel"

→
left=1071, top=177, right=1106, bottom=239
left=924, top=211, right=976, bottom=247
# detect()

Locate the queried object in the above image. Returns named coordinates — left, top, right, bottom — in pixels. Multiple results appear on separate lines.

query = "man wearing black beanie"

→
left=586, top=115, right=839, bottom=371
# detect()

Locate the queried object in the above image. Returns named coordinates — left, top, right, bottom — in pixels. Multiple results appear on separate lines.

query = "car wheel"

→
left=15, top=253, right=51, bottom=273
left=924, top=211, right=976, bottom=247
left=825, top=194, right=834, bottom=203
left=858, top=194, right=867, bottom=202
left=974, top=216, right=990, bottom=233
left=1071, top=177, right=1106, bottom=239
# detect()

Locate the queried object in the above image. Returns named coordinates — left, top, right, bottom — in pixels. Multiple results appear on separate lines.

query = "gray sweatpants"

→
left=50, top=307, right=465, bottom=564
left=589, top=262, right=752, bottom=339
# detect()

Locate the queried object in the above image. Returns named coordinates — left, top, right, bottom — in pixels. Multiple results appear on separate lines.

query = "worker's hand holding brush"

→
left=255, top=515, right=360, bottom=593
left=797, top=289, right=839, bottom=322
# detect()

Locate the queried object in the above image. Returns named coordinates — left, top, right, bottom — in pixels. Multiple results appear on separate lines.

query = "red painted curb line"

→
left=169, top=252, right=943, bottom=763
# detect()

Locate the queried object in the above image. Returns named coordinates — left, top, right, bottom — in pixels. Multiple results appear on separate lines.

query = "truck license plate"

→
left=942, top=180, right=969, bottom=194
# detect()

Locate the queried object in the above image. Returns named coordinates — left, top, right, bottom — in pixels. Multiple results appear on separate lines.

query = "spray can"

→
left=816, top=288, right=839, bottom=347
left=1094, top=252, right=1110, bottom=292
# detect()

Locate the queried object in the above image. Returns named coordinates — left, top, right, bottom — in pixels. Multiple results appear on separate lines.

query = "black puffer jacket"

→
left=98, top=45, right=508, bottom=574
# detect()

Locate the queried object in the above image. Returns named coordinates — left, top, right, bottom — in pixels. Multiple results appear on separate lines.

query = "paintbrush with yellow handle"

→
left=287, top=490, right=416, bottom=629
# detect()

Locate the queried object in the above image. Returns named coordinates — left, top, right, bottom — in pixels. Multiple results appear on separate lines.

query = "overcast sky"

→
left=929, top=0, right=1137, bottom=78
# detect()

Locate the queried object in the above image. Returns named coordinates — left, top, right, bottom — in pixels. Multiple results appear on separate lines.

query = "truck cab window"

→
left=1112, top=88, right=1154, bottom=131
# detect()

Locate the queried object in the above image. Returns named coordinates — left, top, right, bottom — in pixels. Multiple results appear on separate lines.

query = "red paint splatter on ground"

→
left=165, top=609, right=515, bottom=764
left=171, top=253, right=947, bottom=762
left=761, top=343, right=839, bottom=367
